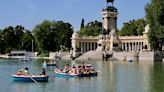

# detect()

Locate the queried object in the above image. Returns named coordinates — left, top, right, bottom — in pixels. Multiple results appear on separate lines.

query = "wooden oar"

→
left=29, top=75, right=37, bottom=83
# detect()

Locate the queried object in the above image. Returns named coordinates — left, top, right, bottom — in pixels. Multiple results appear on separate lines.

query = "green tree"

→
left=0, top=25, right=33, bottom=53
left=21, top=30, right=34, bottom=51
left=54, top=21, right=73, bottom=50
left=32, top=20, right=73, bottom=54
left=145, top=0, right=164, bottom=50
left=2, top=26, right=16, bottom=53
left=78, top=20, right=102, bottom=36
left=0, top=29, right=4, bottom=53
left=14, top=25, right=25, bottom=49
left=33, top=20, right=56, bottom=53
left=119, top=19, right=146, bottom=36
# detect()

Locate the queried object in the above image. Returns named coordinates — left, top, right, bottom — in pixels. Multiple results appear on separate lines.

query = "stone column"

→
left=129, top=43, right=131, bottom=51
left=84, top=42, right=86, bottom=52
left=137, top=42, right=139, bottom=51
left=85, top=42, right=87, bottom=51
left=125, top=42, right=127, bottom=51
left=132, top=42, right=134, bottom=51
left=127, top=43, right=129, bottom=51
left=87, top=42, right=89, bottom=51
left=81, top=42, right=83, bottom=52
left=139, top=42, right=142, bottom=51
left=136, top=42, right=138, bottom=51
left=142, top=42, right=144, bottom=51
left=121, top=43, right=124, bottom=51
left=138, top=42, right=141, bottom=51
left=123, top=43, right=125, bottom=51
left=134, top=42, right=136, bottom=51
left=91, top=42, right=93, bottom=50
left=93, top=42, right=95, bottom=50
left=136, top=42, right=137, bottom=51
left=131, top=43, right=133, bottom=51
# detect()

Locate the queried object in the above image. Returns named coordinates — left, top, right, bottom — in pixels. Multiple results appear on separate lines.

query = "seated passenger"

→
left=70, top=65, right=77, bottom=74
left=55, top=66, right=62, bottom=72
left=40, top=68, right=46, bottom=75
left=17, top=69, right=24, bottom=75
left=24, top=67, right=29, bottom=76
left=63, top=64, right=70, bottom=73
left=88, top=65, right=95, bottom=73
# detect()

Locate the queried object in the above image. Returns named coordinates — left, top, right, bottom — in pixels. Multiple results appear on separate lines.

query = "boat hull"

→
left=46, top=63, right=56, bottom=66
left=55, top=72, right=79, bottom=78
left=11, top=75, right=49, bottom=82
left=79, top=72, right=98, bottom=77
left=54, top=71, right=98, bottom=78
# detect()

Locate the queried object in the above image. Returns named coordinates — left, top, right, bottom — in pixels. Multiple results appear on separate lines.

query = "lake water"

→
left=0, top=59, right=164, bottom=92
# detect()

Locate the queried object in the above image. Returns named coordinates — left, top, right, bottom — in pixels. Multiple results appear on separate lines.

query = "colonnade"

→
left=79, top=42, right=97, bottom=52
left=121, top=42, right=144, bottom=51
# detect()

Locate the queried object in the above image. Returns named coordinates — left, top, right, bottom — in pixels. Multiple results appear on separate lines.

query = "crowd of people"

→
left=16, top=62, right=95, bottom=76
left=55, top=63, right=95, bottom=75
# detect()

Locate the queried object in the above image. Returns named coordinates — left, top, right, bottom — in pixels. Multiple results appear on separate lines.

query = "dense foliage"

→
left=118, top=19, right=146, bottom=36
left=32, top=20, right=73, bottom=54
left=0, top=25, right=34, bottom=54
left=78, top=20, right=102, bottom=36
left=145, top=0, right=164, bottom=50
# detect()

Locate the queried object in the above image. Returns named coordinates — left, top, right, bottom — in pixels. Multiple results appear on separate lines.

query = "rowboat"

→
left=78, top=72, right=98, bottom=77
left=11, top=75, right=49, bottom=82
left=43, top=63, right=56, bottom=67
left=43, top=60, right=56, bottom=67
left=54, top=69, right=98, bottom=78
left=54, top=70, right=79, bottom=78
left=46, top=63, right=56, bottom=66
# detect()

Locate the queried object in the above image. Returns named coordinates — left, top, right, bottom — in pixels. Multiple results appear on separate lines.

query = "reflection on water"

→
left=1, top=59, right=164, bottom=92
left=149, top=63, right=164, bottom=92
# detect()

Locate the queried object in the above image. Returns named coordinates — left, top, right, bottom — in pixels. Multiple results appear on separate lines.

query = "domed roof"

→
left=72, top=32, right=79, bottom=38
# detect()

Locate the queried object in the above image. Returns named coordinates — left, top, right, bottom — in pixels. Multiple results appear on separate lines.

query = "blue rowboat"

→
left=43, top=63, right=56, bottom=67
left=54, top=70, right=98, bottom=78
left=54, top=71, right=79, bottom=78
left=11, top=75, right=49, bottom=82
left=46, top=63, right=56, bottom=66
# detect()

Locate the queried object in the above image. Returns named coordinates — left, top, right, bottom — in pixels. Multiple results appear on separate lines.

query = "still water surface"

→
left=0, top=59, right=164, bottom=92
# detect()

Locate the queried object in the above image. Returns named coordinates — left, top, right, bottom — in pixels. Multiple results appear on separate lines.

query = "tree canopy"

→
left=0, top=25, right=34, bottom=53
left=118, top=19, right=146, bottom=36
left=32, top=20, right=73, bottom=54
left=78, top=20, right=102, bottom=36
left=145, top=0, right=164, bottom=50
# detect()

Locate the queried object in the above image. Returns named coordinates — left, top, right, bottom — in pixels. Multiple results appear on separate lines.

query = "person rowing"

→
left=24, top=67, right=29, bottom=76
left=40, top=68, right=46, bottom=75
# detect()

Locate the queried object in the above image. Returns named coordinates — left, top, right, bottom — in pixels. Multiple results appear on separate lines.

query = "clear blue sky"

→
left=0, top=0, right=149, bottom=31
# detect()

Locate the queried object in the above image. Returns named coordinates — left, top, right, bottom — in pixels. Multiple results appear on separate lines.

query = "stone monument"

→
left=97, top=0, right=120, bottom=51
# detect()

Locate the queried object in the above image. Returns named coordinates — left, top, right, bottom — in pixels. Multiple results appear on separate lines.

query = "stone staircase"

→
left=61, top=54, right=71, bottom=60
left=75, top=50, right=103, bottom=61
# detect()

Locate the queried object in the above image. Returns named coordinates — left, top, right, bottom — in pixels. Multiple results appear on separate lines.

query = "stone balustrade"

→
left=119, top=36, right=145, bottom=40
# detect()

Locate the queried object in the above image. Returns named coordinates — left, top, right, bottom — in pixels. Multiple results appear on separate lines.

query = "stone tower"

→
left=102, top=1, right=118, bottom=34
left=97, top=0, right=121, bottom=51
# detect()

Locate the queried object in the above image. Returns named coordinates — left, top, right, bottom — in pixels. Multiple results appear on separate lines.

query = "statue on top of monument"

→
left=107, top=0, right=114, bottom=3
left=106, top=0, right=114, bottom=5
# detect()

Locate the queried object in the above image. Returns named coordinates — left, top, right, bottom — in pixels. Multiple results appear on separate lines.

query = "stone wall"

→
left=113, top=51, right=164, bottom=62
left=154, top=51, right=164, bottom=62
left=138, top=51, right=154, bottom=62
left=113, top=52, right=138, bottom=61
